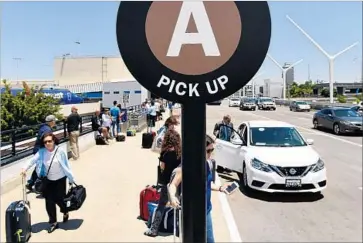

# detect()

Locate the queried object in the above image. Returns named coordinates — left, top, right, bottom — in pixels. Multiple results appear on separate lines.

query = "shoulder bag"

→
left=34, top=147, right=59, bottom=194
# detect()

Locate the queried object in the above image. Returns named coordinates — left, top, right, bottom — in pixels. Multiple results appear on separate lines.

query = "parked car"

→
left=228, top=98, right=240, bottom=107
left=239, top=98, right=256, bottom=111
left=350, top=105, right=363, bottom=115
left=313, top=107, right=363, bottom=135
left=256, top=97, right=276, bottom=110
left=289, top=101, right=311, bottom=112
left=214, top=120, right=326, bottom=194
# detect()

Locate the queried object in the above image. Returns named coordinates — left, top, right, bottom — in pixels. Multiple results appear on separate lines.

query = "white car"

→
left=229, top=98, right=240, bottom=107
left=214, top=120, right=327, bottom=194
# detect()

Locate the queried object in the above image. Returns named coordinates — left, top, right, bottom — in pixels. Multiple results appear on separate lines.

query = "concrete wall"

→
left=54, top=56, right=136, bottom=86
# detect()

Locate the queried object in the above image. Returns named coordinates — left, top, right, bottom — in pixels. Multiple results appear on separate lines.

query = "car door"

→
left=214, top=125, right=245, bottom=173
left=318, top=109, right=328, bottom=127
left=324, top=109, right=335, bottom=129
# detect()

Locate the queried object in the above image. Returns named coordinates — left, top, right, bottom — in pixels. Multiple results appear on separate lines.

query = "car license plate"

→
left=285, top=179, right=301, bottom=187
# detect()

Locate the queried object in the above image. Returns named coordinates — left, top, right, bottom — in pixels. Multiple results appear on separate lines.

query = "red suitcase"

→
left=139, top=185, right=160, bottom=221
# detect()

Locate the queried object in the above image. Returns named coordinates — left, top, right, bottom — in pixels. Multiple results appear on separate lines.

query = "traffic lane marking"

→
left=248, top=111, right=362, bottom=148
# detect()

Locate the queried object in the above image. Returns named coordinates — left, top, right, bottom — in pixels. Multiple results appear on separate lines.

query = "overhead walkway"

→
left=1, top=118, right=231, bottom=242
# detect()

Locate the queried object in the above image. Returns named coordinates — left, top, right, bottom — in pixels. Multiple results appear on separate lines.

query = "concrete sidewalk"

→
left=1, top=121, right=231, bottom=242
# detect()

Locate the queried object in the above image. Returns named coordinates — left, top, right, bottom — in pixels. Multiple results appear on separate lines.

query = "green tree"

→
left=320, top=88, right=337, bottom=98
left=1, top=80, right=63, bottom=131
left=337, top=95, right=347, bottom=103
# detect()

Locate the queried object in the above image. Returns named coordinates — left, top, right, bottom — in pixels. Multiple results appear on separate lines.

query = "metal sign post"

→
left=116, top=2, right=271, bottom=242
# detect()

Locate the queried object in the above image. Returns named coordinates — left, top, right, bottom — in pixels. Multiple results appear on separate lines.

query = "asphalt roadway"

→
left=206, top=101, right=362, bottom=242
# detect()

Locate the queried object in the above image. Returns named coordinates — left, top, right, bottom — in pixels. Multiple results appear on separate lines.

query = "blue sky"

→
left=1, top=1, right=362, bottom=84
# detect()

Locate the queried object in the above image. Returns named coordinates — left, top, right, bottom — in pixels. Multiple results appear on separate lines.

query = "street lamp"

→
left=286, top=15, right=359, bottom=104
left=267, top=54, right=303, bottom=100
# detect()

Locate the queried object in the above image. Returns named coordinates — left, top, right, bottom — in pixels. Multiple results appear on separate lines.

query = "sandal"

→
left=47, top=223, right=59, bottom=233
left=63, top=213, right=69, bottom=223
left=144, top=229, right=158, bottom=237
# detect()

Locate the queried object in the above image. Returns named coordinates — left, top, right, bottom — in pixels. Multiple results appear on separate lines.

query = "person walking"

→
left=67, top=106, right=81, bottom=160
left=168, top=135, right=228, bottom=243
left=144, top=129, right=182, bottom=237
left=21, top=132, right=75, bottom=233
left=26, top=114, right=57, bottom=192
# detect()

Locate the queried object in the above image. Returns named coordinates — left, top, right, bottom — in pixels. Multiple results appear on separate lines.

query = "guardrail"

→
left=274, top=99, right=355, bottom=110
left=0, top=104, right=144, bottom=166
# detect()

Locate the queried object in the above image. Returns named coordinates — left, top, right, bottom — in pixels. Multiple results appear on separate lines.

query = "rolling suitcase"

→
left=139, top=185, right=160, bottom=221
left=142, top=133, right=154, bottom=149
left=5, top=177, right=31, bottom=243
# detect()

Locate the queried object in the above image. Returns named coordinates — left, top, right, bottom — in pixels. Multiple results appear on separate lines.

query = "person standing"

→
left=26, top=114, right=57, bottom=191
left=213, top=115, right=234, bottom=173
left=144, top=129, right=182, bottom=237
left=110, top=101, right=120, bottom=137
left=147, top=101, right=157, bottom=132
left=21, top=132, right=75, bottom=233
left=67, top=106, right=81, bottom=160
left=168, top=135, right=228, bottom=243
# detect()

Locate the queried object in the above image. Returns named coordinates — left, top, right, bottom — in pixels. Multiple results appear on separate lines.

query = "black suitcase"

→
left=64, top=183, right=87, bottom=212
left=116, top=134, right=125, bottom=142
left=142, top=133, right=154, bottom=149
left=6, top=178, right=31, bottom=243
left=95, top=135, right=107, bottom=145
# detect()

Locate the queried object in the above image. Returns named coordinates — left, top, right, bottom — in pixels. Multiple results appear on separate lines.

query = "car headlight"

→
left=251, top=158, right=272, bottom=172
left=340, top=120, right=353, bottom=126
left=311, top=158, right=325, bottom=172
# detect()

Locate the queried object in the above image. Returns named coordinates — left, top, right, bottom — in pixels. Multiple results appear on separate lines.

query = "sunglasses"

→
left=206, top=148, right=214, bottom=154
left=43, top=140, right=53, bottom=144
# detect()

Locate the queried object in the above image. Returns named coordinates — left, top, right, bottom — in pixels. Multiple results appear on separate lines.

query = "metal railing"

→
left=0, top=105, right=145, bottom=166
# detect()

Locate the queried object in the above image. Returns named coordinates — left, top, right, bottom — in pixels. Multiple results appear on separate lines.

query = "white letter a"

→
left=166, top=2, right=220, bottom=57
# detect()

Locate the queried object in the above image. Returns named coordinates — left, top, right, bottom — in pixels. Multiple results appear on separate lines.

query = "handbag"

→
left=34, top=147, right=59, bottom=194
left=63, top=183, right=87, bottom=211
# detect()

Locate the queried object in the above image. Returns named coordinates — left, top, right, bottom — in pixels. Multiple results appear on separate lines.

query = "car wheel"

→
left=289, top=107, right=292, bottom=111
left=241, top=163, right=251, bottom=194
left=333, top=123, right=341, bottom=135
left=313, top=119, right=319, bottom=129
left=307, top=109, right=310, bottom=112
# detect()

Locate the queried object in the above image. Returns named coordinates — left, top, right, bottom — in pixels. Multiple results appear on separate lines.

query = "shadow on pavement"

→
left=32, top=219, right=84, bottom=233
left=218, top=173, right=324, bottom=203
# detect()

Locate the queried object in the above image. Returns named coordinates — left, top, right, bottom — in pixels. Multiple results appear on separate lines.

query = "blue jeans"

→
left=207, top=211, right=215, bottom=243
left=111, top=120, right=120, bottom=137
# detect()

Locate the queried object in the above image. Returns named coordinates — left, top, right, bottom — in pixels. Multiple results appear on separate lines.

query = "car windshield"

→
left=245, top=99, right=255, bottom=103
left=296, top=101, right=307, bottom=105
left=231, top=98, right=239, bottom=101
left=334, top=109, right=361, bottom=117
left=250, top=127, right=306, bottom=147
left=261, top=98, right=273, bottom=102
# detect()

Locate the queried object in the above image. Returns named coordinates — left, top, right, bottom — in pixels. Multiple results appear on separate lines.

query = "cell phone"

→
left=224, top=181, right=239, bottom=195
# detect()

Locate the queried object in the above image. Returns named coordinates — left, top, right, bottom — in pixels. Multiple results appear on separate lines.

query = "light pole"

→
left=13, top=57, right=22, bottom=83
left=59, top=53, right=70, bottom=86
left=267, top=54, right=303, bottom=100
left=286, top=15, right=359, bottom=104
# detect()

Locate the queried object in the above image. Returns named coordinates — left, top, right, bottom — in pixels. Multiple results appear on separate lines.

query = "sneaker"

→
left=26, top=184, right=33, bottom=192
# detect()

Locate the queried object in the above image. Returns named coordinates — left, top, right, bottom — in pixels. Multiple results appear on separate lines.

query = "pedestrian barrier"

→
left=275, top=99, right=354, bottom=110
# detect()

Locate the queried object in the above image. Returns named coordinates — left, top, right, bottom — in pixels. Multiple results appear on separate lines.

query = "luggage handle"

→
left=21, top=176, right=27, bottom=202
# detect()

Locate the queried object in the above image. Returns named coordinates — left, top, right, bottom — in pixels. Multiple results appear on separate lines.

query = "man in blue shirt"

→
left=110, top=101, right=122, bottom=137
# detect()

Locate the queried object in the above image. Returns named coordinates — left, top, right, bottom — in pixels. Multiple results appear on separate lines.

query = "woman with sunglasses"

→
left=167, top=135, right=228, bottom=243
left=21, top=132, right=75, bottom=233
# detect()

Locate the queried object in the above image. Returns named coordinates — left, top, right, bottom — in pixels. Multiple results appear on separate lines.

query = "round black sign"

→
left=116, top=1, right=271, bottom=104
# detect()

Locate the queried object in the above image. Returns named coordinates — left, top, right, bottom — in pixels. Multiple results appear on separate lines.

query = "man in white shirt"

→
left=154, top=99, right=161, bottom=120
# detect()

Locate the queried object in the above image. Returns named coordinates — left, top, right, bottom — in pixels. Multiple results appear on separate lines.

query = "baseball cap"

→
left=45, top=115, right=57, bottom=122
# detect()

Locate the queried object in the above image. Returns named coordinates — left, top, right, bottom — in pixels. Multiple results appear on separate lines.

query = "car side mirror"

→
left=306, top=139, right=314, bottom=145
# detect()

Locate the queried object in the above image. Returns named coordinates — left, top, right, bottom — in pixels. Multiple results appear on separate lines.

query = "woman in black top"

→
left=144, top=129, right=181, bottom=237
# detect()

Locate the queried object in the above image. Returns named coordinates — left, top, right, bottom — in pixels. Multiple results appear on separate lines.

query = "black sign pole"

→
left=181, top=102, right=207, bottom=243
